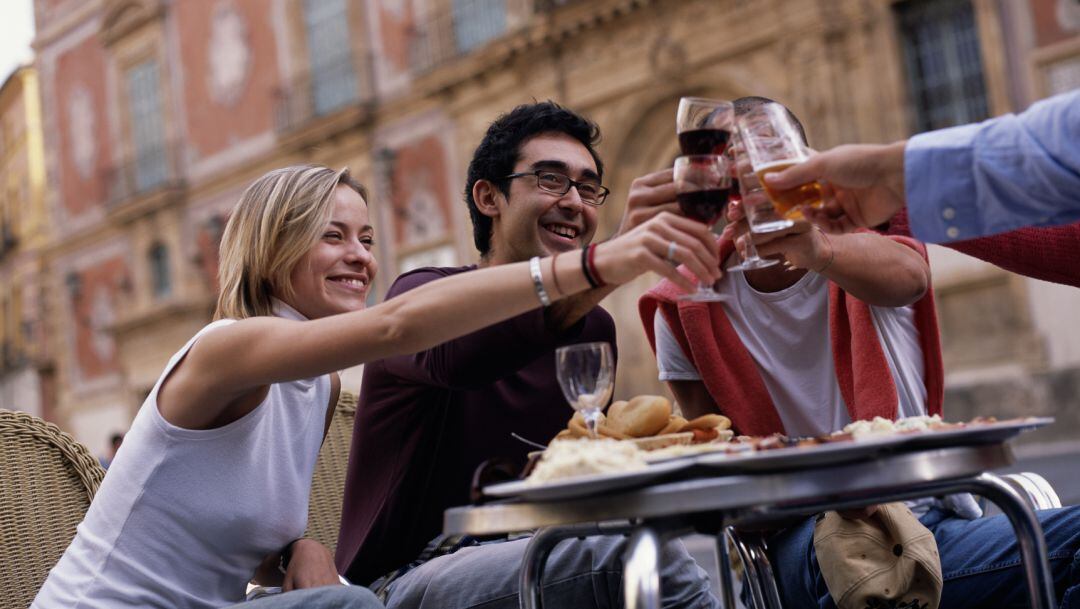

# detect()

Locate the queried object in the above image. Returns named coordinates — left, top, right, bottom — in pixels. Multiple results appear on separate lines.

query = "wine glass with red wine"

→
left=674, top=154, right=732, bottom=302
left=677, top=97, right=734, bottom=156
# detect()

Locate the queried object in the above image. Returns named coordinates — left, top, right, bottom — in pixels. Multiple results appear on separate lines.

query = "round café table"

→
left=444, top=443, right=1055, bottom=609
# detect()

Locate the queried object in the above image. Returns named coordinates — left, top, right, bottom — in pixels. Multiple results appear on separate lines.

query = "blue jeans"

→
left=231, top=585, right=383, bottom=608
left=382, top=535, right=719, bottom=609
left=769, top=506, right=1080, bottom=609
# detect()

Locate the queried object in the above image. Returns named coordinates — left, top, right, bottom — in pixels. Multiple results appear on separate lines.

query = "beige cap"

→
left=813, top=503, right=942, bottom=609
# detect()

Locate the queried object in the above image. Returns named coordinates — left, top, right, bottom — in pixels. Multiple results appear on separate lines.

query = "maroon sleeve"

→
left=378, top=267, right=613, bottom=389
left=888, top=209, right=1080, bottom=287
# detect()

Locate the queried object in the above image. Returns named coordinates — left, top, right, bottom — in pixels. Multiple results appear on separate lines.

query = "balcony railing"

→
left=103, top=140, right=184, bottom=209
left=410, top=0, right=535, bottom=73
left=275, top=52, right=374, bottom=133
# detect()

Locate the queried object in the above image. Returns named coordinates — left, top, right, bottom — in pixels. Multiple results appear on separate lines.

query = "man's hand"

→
left=723, top=198, right=828, bottom=272
left=282, top=539, right=341, bottom=592
left=615, top=169, right=679, bottom=236
left=766, top=142, right=908, bottom=231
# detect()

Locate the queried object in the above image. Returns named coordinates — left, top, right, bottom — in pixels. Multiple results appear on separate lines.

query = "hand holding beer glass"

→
left=725, top=140, right=781, bottom=272
left=674, top=154, right=732, bottom=301
left=737, top=102, right=824, bottom=221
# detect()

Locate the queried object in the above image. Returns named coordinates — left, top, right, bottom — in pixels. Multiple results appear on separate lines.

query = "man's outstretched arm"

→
left=770, top=90, right=1080, bottom=242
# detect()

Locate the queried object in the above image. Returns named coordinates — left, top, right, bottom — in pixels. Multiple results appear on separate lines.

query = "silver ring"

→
left=666, top=241, right=679, bottom=266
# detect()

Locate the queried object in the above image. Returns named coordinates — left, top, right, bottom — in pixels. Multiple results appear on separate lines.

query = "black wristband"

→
left=580, top=246, right=599, bottom=288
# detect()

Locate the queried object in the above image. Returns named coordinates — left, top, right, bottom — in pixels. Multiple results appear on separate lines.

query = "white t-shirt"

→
left=655, top=273, right=984, bottom=519
left=655, top=271, right=927, bottom=437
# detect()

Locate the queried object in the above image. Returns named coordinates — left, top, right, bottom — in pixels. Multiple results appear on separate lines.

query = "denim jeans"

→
left=382, top=535, right=719, bottom=609
left=229, top=585, right=383, bottom=608
left=769, top=506, right=1080, bottom=609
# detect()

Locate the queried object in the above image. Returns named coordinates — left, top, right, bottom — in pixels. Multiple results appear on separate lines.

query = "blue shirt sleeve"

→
left=905, top=89, right=1080, bottom=243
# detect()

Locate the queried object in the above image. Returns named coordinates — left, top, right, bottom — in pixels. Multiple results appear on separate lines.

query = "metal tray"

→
left=885, top=417, right=1054, bottom=450
left=483, top=418, right=1053, bottom=500
left=694, top=417, right=1054, bottom=473
left=483, top=458, right=693, bottom=501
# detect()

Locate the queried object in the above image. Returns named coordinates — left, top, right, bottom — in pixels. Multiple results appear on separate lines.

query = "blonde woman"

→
left=32, top=164, right=719, bottom=609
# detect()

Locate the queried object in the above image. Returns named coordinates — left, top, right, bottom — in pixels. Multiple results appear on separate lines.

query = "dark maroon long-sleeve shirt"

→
left=334, top=265, right=616, bottom=585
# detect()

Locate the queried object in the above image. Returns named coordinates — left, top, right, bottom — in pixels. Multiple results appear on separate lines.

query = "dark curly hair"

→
left=464, top=101, right=603, bottom=256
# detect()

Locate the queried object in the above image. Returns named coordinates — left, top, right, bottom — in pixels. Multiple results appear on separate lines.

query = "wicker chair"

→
left=0, top=408, right=106, bottom=609
left=303, top=389, right=359, bottom=555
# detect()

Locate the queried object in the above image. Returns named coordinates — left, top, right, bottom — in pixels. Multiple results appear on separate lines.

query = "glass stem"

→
left=743, top=237, right=763, bottom=262
left=583, top=409, right=601, bottom=439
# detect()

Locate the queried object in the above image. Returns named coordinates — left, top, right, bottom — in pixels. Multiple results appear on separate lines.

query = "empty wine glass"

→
left=555, top=342, right=615, bottom=439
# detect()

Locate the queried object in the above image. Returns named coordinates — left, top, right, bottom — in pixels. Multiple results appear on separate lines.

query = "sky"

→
left=0, top=0, right=35, bottom=83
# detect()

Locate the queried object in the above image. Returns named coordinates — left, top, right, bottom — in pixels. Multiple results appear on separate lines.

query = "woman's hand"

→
left=593, top=211, right=721, bottom=292
left=282, top=539, right=341, bottom=592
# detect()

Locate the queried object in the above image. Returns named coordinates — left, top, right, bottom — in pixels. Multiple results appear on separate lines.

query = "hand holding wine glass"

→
left=673, top=154, right=731, bottom=301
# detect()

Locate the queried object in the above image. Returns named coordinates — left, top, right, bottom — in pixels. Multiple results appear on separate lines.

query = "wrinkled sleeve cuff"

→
left=905, top=122, right=983, bottom=243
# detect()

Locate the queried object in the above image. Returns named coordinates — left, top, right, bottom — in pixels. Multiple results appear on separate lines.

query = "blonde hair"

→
left=214, top=164, right=368, bottom=320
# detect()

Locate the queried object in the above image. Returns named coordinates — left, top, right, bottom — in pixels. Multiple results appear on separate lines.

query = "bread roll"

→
left=679, top=414, right=732, bottom=432
left=607, top=395, right=672, bottom=437
left=656, top=415, right=689, bottom=436
left=563, top=411, right=627, bottom=440
left=597, top=424, right=630, bottom=440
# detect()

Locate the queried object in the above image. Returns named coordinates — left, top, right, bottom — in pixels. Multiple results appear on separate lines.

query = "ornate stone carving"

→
left=207, top=0, right=251, bottom=107
left=66, top=84, right=96, bottom=180
left=90, top=285, right=116, bottom=362
left=648, top=32, right=688, bottom=77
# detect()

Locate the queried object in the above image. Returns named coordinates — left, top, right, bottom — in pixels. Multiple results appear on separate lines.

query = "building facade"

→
left=23, top=0, right=1080, bottom=454
left=0, top=65, right=51, bottom=421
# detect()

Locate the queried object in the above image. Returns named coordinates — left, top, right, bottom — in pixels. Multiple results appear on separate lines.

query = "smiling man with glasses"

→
left=336, top=101, right=719, bottom=609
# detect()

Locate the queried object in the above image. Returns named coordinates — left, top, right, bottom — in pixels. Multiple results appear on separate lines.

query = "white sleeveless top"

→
left=32, top=303, right=329, bottom=609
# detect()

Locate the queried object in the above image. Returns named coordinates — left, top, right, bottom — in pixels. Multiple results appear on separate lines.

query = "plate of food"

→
left=691, top=434, right=898, bottom=473
left=693, top=415, right=1055, bottom=473
left=483, top=438, right=694, bottom=501
left=843, top=415, right=1055, bottom=450
left=488, top=395, right=733, bottom=500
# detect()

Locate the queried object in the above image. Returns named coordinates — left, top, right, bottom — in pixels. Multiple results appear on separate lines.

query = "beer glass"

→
left=726, top=141, right=780, bottom=272
left=674, top=154, right=732, bottom=301
left=556, top=342, right=614, bottom=439
left=731, top=134, right=796, bottom=234
left=737, top=102, right=823, bottom=220
left=677, top=97, right=734, bottom=156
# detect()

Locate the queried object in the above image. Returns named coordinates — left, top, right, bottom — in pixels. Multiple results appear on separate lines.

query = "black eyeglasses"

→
left=503, top=170, right=610, bottom=206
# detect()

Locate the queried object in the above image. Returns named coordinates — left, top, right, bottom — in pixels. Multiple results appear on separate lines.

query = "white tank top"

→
left=33, top=304, right=329, bottom=609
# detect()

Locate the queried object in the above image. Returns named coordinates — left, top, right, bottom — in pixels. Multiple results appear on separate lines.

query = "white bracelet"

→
left=529, top=256, right=552, bottom=307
